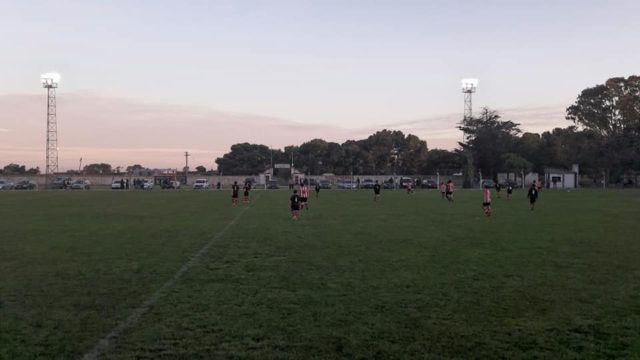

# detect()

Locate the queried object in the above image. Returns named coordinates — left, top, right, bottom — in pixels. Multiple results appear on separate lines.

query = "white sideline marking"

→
left=81, top=198, right=257, bottom=360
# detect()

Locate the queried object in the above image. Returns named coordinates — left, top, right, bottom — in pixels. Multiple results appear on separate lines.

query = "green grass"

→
left=1, top=189, right=640, bottom=359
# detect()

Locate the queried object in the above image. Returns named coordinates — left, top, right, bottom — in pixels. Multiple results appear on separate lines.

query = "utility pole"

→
left=184, top=151, right=190, bottom=174
left=78, top=157, right=82, bottom=174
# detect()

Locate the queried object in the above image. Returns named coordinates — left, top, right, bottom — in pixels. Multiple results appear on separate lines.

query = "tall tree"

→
left=215, top=143, right=274, bottom=175
left=566, top=75, right=640, bottom=137
left=458, top=108, right=521, bottom=177
left=566, top=75, right=640, bottom=179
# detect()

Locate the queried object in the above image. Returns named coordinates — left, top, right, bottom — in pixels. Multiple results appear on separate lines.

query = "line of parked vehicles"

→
left=0, top=179, right=37, bottom=190
left=0, top=176, right=453, bottom=192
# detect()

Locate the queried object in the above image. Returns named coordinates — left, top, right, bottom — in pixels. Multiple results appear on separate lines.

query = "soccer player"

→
left=527, top=183, right=539, bottom=210
left=507, top=183, right=513, bottom=200
left=299, top=183, right=310, bottom=210
left=495, top=181, right=501, bottom=198
left=373, top=180, right=381, bottom=201
left=445, top=180, right=454, bottom=202
left=290, top=189, right=301, bottom=220
left=406, top=180, right=414, bottom=195
left=231, top=181, right=240, bottom=206
left=439, top=182, right=446, bottom=199
left=315, top=182, right=321, bottom=198
left=243, top=183, right=251, bottom=204
left=482, top=184, right=492, bottom=217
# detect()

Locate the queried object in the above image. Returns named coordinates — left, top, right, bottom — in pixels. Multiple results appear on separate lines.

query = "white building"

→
left=544, top=167, right=577, bottom=189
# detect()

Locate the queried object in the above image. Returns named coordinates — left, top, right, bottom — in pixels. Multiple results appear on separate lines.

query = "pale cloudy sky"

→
left=1, top=0, right=638, bottom=170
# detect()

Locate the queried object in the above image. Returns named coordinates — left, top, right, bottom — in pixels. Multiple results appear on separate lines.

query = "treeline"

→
left=216, top=75, right=640, bottom=183
left=0, top=164, right=40, bottom=175
left=215, top=131, right=436, bottom=176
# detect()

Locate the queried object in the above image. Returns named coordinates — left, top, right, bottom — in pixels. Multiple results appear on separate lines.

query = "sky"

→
left=1, top=0, right=639, bottom=170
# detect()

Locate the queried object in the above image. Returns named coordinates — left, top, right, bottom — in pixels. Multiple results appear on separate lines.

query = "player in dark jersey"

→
left=527, top=183, right=538, bottom=210
left=243, top=183, right=251, bottom=204
left=507, top=183, right=513, bottom=200
left=315, top=182, right=321, bottom=198
left=373, top=180, right=381, bottom=201
left=445, top=180, right=454, bottom=202
left=290, top=189, right=301, bottom=220
left=495, top=182, right=501, bottom=198
left=231, top=181, right=240, bottom=205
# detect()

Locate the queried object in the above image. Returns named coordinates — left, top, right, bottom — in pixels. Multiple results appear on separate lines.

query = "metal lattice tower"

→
left=461, top=78, right=478, bottom=142
left=41, top=73, right=60, bottom=186
left=463, top=90, right=473, bottom=119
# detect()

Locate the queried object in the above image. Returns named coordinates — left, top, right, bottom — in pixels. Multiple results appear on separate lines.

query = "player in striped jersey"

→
left=299, top=183, right=310, bottom=210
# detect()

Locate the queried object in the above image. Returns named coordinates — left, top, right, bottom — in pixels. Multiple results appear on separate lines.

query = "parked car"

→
left=400, top=178, right=415, bottom=189
left=193, top=179, right=210, bottom=190
left=111, top=180, right=124, bottom=190
left=383, top=180, right=395, bottom=189
left=0, top=180, right=15, bottom=190
left=421, top=179, right=438, bottom=189
left=161, top=179, right=180, bottom=189
left=361, top=179, right=375, bottom=189
left=70, top=180, right=91, bottom=190
left=14, top=180, right=37, bottom=190
left=50, top=176, right=72, bottom=189
left=319, top=180, right=331, bottom=189
left=142, top=179, right=154, bottom=190
left=337, top=180, right=356, bottom=189
left=267, top=180, right=280, bottom=189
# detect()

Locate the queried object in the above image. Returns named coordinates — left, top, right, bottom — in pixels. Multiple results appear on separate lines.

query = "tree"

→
left=195, top=165, right=207, bottom=174
left=83, top=163, right=112, bottom=175
left=25, top=167, right=40, bottom=175
left=2, top=164, right=27, bottom=174
left=425, top=149, right=463, bottom=174
left=566, top=75, right=640, bottom=181
left=501, top=153, right=532, bottom=184
left=126, top=164, right=145, bottom=173
left=458, top=108, right=521, bottom=177
left=215, top=143, right=274, bottom=175
left=566, top=75, right=640, bottom=137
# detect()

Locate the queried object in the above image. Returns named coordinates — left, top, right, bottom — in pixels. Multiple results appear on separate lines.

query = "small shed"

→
left=544, top=167, right=577, bottom=189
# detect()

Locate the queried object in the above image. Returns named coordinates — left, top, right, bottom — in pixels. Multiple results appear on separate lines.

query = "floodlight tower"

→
left=461, top=78, right=478, bottom=119
left=460, top=78, right=478, bottom=188
left=461, top=78, right=478, bottom=142
left=41, top=72, right=61, bottom=186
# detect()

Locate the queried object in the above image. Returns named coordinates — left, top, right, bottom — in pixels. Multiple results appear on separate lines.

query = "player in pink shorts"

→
left=482, top=184, right=492, bottom=217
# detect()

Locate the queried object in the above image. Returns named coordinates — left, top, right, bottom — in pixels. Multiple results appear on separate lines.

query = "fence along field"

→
left=1, top=189, right=639, bottom=358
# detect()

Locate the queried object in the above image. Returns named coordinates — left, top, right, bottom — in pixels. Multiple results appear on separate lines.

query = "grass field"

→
left=1, top=188, right=640, bottom=359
